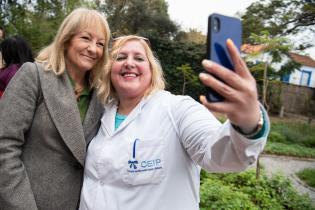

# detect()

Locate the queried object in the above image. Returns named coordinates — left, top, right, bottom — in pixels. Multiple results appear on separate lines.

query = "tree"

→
left=242, top=0, right=315, bottom=37
left=245, top=31, right=301, bottom=179
left=246, top=31, right=300, bottom=110
left=0, top=0, right=92, bottom=52
left=0, top=1, right=29, bottom=37
left=174, top=28, right=206, bottom=45
left=242, top=0, right=315, bottom=48
left=175, top=64, right=200, bottom=95
left=101, top=0, right=178, bottom=38
left=150, top=36, right=205, bottom=99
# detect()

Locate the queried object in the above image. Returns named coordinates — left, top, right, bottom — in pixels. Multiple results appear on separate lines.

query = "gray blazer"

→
left=0, top=62, right=103, bottom=210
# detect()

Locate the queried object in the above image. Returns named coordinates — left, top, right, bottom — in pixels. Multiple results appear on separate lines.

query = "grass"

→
left=212, top=114, right=315, bottom=158
left=264, top=142, right=315, bottom=158
left=270, top=121, right=315, bottom=147
left=264, top=118, right=315, bottom=158
left=296, top=168, right=315, bottom=188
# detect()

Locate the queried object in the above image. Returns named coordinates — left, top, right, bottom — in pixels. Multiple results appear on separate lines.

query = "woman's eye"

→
left=135, top=57, right=145, bottom=61
left=116, top=55, right=126, bottom=61
left=97, top=43, right=105, bottom=48
left=81, top=36, right=90, bottom=40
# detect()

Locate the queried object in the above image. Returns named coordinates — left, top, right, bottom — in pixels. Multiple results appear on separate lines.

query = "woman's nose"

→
left=87, top=42, right=97, bottom=53
left=124, top=57, right=135, bottom=69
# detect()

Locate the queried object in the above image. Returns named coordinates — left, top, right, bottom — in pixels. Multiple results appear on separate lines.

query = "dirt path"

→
left=259, top=154, right=315, bottom=204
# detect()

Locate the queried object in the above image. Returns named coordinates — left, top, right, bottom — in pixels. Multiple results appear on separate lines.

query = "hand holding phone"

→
left=199, top=14, right=262, bottom=135
left=205, top=13, right=242, bottom=102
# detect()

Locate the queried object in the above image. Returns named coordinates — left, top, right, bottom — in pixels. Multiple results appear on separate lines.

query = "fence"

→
left=269, top=82, right=315, bottom=116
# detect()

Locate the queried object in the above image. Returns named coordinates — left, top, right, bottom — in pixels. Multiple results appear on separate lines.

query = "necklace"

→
left=74, top=85, right=84, bottom=101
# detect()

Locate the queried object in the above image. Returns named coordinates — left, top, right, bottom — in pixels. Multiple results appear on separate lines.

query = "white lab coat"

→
left=79, top=90, right=269, bottom=210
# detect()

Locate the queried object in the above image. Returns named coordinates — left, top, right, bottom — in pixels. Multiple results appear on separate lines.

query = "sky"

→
left=166, top=0, right=257, bottom=34
left=166, top=0, right=315, bottom=58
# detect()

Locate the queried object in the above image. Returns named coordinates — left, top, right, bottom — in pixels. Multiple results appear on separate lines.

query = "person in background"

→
left=0, top=35, right=34, bottom=98
left=79, top=35, right=269, bottom=210
left=0, top=8, right=110, bottom=210
left=0, top=26, right=6, bottom=68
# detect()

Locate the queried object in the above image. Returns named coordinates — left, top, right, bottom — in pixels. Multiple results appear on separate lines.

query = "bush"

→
left=269, top=131, right=286, bottom=143
left=200, top=169, right=315, bottom=210
left=300, top=137, right=315, bottom=148
left=200, top=177, right=257, bottom=210
left=265, top=119, right=315, bottom=157
left=296, top=168, right=315, bottom=188
left=270, top=122, right=315, bottom=148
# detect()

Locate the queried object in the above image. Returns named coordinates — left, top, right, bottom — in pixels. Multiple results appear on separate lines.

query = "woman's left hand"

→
left=199, top=39, right=260, bottom=133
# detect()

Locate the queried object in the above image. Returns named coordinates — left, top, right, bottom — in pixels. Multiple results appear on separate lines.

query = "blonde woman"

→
left=79, top=35, right=269, bottom=210
left=0, top=8, right=110, bottom=210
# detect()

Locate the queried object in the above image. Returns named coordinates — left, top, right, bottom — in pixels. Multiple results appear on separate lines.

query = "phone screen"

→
left=205, top=13, right=242, bottom=102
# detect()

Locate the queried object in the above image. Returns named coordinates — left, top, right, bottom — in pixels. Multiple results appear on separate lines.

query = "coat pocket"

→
left=122, top=138, right=165, bottom=186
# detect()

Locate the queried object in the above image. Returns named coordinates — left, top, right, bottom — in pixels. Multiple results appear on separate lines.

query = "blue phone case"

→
left=205, top=13, right=242, bottom=102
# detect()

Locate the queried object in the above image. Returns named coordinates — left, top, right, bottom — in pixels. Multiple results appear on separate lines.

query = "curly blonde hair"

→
left=98, top=35, right=166, bottom=104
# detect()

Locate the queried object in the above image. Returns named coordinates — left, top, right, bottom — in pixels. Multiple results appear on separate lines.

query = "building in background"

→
left=282, top=53, right=315, bottom=88
left=241, top=44, right=315, bottom=89
left=241, top=44, right=315, bottom=116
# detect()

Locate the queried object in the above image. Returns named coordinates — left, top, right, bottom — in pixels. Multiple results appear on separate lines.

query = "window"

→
left=281, top=74, right=290, bottom=83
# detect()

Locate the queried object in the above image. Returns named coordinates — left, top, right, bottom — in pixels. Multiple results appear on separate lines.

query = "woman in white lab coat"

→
left=79, top=35, right=269, bottom=210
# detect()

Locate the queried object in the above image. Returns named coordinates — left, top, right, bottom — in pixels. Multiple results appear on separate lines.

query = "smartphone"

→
left=205, top=13, right=242, bottom=102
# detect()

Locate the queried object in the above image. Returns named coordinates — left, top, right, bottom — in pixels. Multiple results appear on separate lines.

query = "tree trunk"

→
left=279, top=106, right=284, bottom=118
left=182, top=82, right=186, bottom=95
left=182, top=71, right=186, bottom=95
left=262, top=63, right=268, bottom=110
left=257, top=62, right=268, bottom=179
left=256, top=155, right=260, bottom=179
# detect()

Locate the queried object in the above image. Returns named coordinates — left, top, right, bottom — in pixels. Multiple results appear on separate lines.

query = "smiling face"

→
left=65, top=28, right=105, bottom=77
left=111, top=40, right=152, bottom=102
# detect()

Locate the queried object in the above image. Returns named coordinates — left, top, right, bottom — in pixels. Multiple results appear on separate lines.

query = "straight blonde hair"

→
left=98, top=35, right=165, bottom=104
left=36, top=8, right=111, bottom=88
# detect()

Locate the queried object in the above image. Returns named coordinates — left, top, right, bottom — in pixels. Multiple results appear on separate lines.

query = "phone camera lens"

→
left=213, top=17, right=220, bottom=32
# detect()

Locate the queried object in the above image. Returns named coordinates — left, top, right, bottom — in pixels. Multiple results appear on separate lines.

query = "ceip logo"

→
left=128, top=159, right=138, bottom=169
left=128, top=139, right=140, bottom=169
left=127, top=139, right=162, bottom=173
